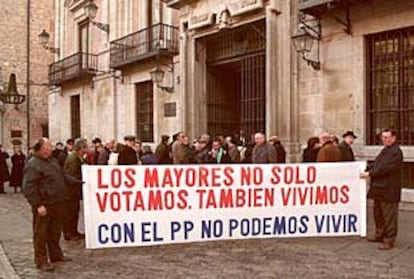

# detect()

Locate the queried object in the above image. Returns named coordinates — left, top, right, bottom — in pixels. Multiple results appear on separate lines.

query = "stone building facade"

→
left=0, top=0, right=54, bottom=152
left=48, top=0, right=179, bottom=145
left=48, top=0, right=414, bottom=191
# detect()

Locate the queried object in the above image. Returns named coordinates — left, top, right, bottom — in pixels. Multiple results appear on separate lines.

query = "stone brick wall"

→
left=0, top=0, right=54, bottom=154
left=298, top=0, right=414, bottom=160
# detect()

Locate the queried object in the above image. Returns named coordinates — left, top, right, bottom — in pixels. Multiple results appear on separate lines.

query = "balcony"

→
left=49, top=52, right=98, bottom=86
left=299, top=0, right=367, bottom=17
left=110, top=23, right=179, bottom=69
left=163, top=0, right=198, bottom=9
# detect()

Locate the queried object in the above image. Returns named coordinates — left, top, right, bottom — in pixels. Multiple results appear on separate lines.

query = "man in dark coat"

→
left=0, top=144, right=10, bottom=194
left=224, top=136, right=241, bottom=163
left=360, top=129, right=403, bottom=250
left=22, top=138, right=78, bottom=271
left=338, top=131, right=356, bottom=161
left=58, top=139, right=74, bottom=168
left=155, top=135, right=171, bottom=164
left=252, top=133, right=277, bottom=164
left=207, top=138, right=231, bottom=164
left=118, top=136, right=138, bottom=165
left=63, top=138, right=88, bottom=241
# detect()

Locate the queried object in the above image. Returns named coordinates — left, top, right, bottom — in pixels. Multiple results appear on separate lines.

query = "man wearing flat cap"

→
left=338, top=131, right=357, bottom=162
left=118, top=135, right=138, bottom=165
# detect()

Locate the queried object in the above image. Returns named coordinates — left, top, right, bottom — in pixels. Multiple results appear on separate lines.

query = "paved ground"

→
left=0, top=189, right=413, bottom=279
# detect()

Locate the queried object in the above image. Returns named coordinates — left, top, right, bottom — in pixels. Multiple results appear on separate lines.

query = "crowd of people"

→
left=0, top=127, right=403, bottom=272
left=42, top=129, right=358, bottom=170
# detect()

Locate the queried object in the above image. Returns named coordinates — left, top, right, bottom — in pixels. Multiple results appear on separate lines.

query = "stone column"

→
left=185, top=35, right=207, bottom=139
left=267, top=0, right=301, bottom=161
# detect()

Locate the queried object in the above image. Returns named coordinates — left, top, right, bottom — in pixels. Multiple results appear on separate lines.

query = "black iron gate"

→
left=203, top=20, right=266, bottom=139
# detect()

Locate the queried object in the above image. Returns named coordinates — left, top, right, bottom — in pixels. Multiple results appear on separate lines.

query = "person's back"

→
left=118, top=146, right=138, bottom=165
left=141, top=153, right=158, bottom=165
left=316, top=142, right=342, bottom=162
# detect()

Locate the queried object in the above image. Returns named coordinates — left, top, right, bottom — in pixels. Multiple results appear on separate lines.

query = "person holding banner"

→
left=22, top=138, right=80, bottom=272
left=63, top=138, right=88, bottom=241
left=360, top=129, right=403, bottom=250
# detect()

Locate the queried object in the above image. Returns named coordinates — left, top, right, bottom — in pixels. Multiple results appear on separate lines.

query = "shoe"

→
left=51, top=256, right=72, bottom=263
left=367, top=237, right=383, bottom=243
left=36, top=262, right=54, bottom=272
left=379, top=243, right=394, bottom=250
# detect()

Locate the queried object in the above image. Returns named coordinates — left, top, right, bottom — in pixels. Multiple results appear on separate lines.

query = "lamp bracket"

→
left=299, top=13, right=321, bottom=40
left=43, top=45, right=60, bottom=55
left=328, top=5, right=351, bottom=34
left=157, top=85, right=174, bottom=93
left=92, top=20, right=109, bottom=33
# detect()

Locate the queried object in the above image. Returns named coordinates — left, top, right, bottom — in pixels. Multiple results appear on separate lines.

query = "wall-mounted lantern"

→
left=150, top=64, right=174, bottom=93
left=38, top=29, right=60, bottom=55
left=84, top=1, right=110, bottom=33
left=292, top=15, right=321, bottom=71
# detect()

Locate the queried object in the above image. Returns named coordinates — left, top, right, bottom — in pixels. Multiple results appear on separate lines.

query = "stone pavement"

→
left=0, top=190, right=413, bottom=279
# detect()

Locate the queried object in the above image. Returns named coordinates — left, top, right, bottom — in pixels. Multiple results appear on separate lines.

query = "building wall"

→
left=298, top=0, right=414, bottom=161
left=49, top=0, right=181, bottom=145
left=0, top=0, right=54, bottom=153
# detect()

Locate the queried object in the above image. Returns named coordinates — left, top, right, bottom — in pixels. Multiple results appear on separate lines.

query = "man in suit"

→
left=360, top=129, right=403, bottom=250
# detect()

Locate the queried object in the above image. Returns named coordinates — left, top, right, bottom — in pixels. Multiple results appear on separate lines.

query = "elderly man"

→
left=23, top=138, right=79, bottom=271
left=338, top=131, right=357, bottom=161
left=97, top=139, right=116, bottom=165
left=252, top=133, right=277, bottom=164
left=361, top=129, right=403, bottom=250
left=63, top=138, right=88, bottom=241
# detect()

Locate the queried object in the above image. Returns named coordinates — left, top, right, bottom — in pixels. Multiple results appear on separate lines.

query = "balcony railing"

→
left=110, top=23, right=179, bottom=69
left=49, top=52, right=98, bottom=85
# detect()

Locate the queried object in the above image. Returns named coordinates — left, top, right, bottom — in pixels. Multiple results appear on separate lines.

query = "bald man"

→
left=23, top=138, right=79, bottom=272
left=252, top=133, right=278, bottom=164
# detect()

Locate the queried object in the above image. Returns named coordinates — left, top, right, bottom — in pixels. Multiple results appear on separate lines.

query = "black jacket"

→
left=338, top=141, right=355, bottom=161
left=118, top=146, right=138, bottom=165
left=22, top=156, right=80, bottom=208
left=367, top=144, right=403, bottom=202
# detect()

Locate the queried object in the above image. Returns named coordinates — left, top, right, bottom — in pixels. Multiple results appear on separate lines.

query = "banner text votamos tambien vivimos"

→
left=82, top=162, right=367, bottom=249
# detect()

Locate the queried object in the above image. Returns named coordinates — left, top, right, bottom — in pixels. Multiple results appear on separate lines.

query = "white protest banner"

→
left=82, top=162, right=367, bottom=249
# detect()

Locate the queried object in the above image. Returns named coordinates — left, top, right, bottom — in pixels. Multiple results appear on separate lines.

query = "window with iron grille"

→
left=366, top=27, right=414, bottom=145
left=70, top=95, right=81, bottom=139
left=136, top=81, right=154, bottom=142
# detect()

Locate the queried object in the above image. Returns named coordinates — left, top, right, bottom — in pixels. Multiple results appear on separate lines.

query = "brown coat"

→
left=316, top=142, right=342, bottom=162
